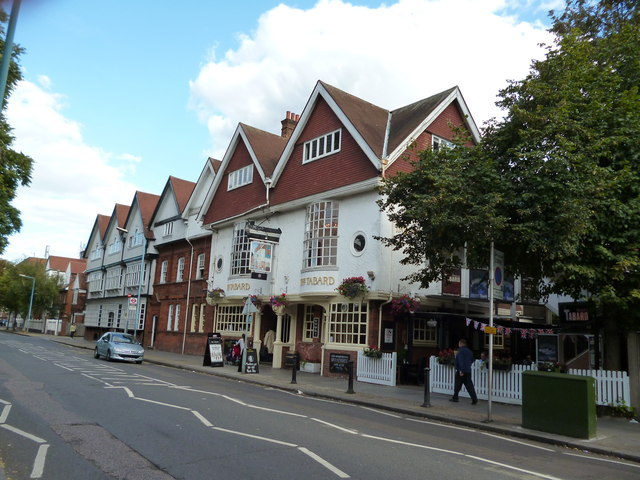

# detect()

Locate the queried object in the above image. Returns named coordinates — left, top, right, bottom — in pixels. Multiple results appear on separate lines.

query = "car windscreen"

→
left=112, top=335, right=135, bottom=344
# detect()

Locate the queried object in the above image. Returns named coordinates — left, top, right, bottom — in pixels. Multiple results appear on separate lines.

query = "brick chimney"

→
left=281, top=111, right=300, bottom=139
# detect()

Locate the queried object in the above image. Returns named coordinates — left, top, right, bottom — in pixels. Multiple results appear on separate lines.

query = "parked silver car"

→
left=94, top=332, right=144, bottom=364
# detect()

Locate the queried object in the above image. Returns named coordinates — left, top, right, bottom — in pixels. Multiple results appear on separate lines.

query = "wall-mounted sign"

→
left=250, top=241, right=272, bottom=274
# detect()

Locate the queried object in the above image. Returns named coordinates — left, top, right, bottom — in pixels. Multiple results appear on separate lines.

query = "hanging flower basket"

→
left=363, top=345, right=382, bottom=358
left=336, top=276, right=369, bottom=299
left=492, top=357, right=512, bottom=371
left=269, top=293, right=287, bottom=314
left=206, top=288, right=225, bottom=305
left=391, top=294, right=420, bottom=315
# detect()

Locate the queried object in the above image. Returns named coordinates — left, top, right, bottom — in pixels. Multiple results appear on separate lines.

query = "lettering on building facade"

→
left=300, top=276, right=337, bottom=287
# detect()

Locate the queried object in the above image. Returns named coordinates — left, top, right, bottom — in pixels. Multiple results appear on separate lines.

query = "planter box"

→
left=301, top=362, right=321, bottom=373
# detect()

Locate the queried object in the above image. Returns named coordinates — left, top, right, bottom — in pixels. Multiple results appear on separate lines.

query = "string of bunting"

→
left=465, top=317, right=554, bottom=339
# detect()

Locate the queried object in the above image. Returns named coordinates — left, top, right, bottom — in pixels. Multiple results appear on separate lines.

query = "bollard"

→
left=290, top=353, right=298, bottom=384
left=346, top=361, right=355, bottom=394
left=421, top=367, right=431, bottom=407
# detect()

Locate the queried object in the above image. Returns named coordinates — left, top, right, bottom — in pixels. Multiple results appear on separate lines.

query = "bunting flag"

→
left=461, top=320, right=554, bottom=339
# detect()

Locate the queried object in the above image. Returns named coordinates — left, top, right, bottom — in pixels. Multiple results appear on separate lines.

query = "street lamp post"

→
left=19, top=274, right=35, bottom=332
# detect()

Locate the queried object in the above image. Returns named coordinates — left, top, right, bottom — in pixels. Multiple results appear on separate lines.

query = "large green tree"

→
left=378, top=0, right=640, bottom=331
left=0, top=7, right=33, bottom=254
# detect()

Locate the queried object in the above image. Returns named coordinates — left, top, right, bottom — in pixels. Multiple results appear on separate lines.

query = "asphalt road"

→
left=1, top=333, right=638, bottom=479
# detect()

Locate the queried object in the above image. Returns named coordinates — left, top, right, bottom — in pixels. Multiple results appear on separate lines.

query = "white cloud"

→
left=2, top=80, right=140, bottom=261
left=189, top=0, right=554, bottom=158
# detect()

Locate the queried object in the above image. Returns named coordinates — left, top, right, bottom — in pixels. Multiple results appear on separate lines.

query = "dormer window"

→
left=303, top=129, right=341, bottom=163
left=228, top=165, right=253, bottom=190
left=163, top=221, right=173, bottom=236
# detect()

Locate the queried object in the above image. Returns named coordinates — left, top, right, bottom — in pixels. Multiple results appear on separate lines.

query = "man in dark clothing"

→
left=450, top=338, right=478, bottom=405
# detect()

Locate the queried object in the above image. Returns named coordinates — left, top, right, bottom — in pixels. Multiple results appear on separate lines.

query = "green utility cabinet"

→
left=522, top=371, right=596, bottom=439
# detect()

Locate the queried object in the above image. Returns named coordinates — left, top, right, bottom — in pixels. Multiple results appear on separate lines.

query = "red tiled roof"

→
left=240, top=123, right=288, bottom=177
left=169, top=176, right=196, bottom=213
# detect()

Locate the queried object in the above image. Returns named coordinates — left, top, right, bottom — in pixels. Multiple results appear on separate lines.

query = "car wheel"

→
left=106, top=350, right=112, bottom=362
left=94, top=348, right=100, bottom=359
left=136, top=360, right=143, bottom=364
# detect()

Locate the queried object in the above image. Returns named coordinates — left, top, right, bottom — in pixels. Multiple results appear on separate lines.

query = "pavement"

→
left=5, top=330, right=640, bottom=464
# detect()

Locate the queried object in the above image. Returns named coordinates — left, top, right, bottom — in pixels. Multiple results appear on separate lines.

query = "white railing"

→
left=357, top=351, right=397, bottom=386
left=429, top=356, right=631, bottom=406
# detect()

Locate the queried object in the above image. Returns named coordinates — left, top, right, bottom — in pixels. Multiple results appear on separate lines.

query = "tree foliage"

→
left=0, top=8, right=33, bottom=254
left=0, top=260, right=62, bottom=321
left=378, top=0, right=640, bottom=330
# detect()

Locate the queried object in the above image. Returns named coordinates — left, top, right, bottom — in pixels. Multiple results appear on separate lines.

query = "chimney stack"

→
left=281, top=111, right=299, bottom=139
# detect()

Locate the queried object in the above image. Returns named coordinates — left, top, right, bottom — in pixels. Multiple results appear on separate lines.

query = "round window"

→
left=351, top=232, right=366, bottom=256
left=215, top=256, right=223, bottom=272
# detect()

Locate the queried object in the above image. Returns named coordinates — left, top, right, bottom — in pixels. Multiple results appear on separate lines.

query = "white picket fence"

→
left=429, top=356, right=631, bottom=406
left=357, top=351, right=397, bottom=386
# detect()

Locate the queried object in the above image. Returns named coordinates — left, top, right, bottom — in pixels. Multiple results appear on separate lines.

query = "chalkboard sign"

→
left=329, top=353, right=350, bottom=374
left=244, top=348, right=259, bottom=374
left=204, top=333, right=224, bottom=367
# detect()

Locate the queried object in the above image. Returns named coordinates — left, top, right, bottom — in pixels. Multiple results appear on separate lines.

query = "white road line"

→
left=360, top=433, right=463, bottom=455
left=0, top=424, right=47, bottom=443
left=312, top=418, right=358, bottom=434
left=361, top=407, right=401, bottom=418
left=191, top=411, right=213, bottom=427
left=133, top=397, right=192, bottom=410
left=0, top=399, right=10, bottom=405
left=406, top=418, right=475, bottom=432
left=562, top=452, right=640, bottom=468
left=298, top=447, right=350, bottom=478
left=0, top=404, right=11, bottom=423
left=248, top=404, right=307, bottom=417
left=480, top=432, right=555, bottom=451
left=213, top=426, right=298, bottom=447
left=55, top=364, right=74, bottom=371
left=465, top=455, right=566, bottom=480
left=30, top=444, right=49, bottom=479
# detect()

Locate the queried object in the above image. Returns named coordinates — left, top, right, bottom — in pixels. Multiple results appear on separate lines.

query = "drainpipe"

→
left=181, top=225, right=194, bottom=355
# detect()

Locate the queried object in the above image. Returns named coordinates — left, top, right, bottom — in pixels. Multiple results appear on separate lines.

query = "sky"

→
left=1, top=0, right=563, bottom=262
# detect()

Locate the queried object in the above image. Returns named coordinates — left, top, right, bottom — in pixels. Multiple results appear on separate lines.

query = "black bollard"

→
left=291, top=353, right=298, bottom=384
left=421, top=367, right=431, bottom=407
left=346, top=361, right=355, bottom=394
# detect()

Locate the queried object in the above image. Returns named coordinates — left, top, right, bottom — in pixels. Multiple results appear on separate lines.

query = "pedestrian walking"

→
left=69, top=323, right=77, bottom=338
left=450, top=338, right=478, bottom=405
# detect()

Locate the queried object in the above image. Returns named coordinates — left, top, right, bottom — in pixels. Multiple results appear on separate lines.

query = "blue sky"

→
left=2, top=0, right=562, bottom=261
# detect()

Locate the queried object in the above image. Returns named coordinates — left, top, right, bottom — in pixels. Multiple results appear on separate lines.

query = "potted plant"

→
left=336, top=276, right=369, bottom=299
left=391, top=294, right=420, bottom=315
left=206, top=287, right=225, bottom=305
left=437, top=348, right=455, bottom=365
left=492, top=356, right=513, bottom=371
left=269, top=293, right=287, bottom=315
left=363, top=345, right=383, bottom=358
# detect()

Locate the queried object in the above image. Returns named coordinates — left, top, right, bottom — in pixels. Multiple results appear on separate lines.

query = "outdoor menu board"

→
left=203, top=333, right=224, bottom=367
left=244, top=348, right=259, bottom=374
left=329, top=353, right=350, bottom=374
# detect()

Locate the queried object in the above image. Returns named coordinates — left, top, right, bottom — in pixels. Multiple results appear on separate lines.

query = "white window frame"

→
left=105, top=268, right=122, bottom=290
left=167, top=304, right=174, bottom=330
left=90, top=246, right=103, bottom=260
left=230, top=223, right=250, bottom=276
left=125, top=263, right=146, bottom=287
left=303, top=201, right=339, bottom=269
left=107, top=237, right=122, bottom=255
left=216, top=305, right=245, bottom=333
left=88, top=271, right=103, bottom=293
left=174, top=304, right=181, bottom=331
left=198, top=303, right=206, bottom=332
left=227, top=165, right=253, bottom=191
left=190, top=304, right=199, bottom=332
left=303, top=129, right=341, bottom=163
left=485, top=332, right=505, bottom=350
left=176, top=257, right=185, bottom=282
left=160, top=260, right=168, bottom=284
left=432, top=134, right=454, bottom=152
left=413, top=318, right=437, bottom=345
left=128, top=229, right=144, bottom=248
left=303, top=305, right=320, bottom=342
left=328, top=302, right=368, bottom=346
left=196, top=253, right=206, bottom=279
left=163, top=221, right=174, bottom=237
